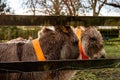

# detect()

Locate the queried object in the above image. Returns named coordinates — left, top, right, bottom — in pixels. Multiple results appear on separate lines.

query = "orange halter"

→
left=32, top=39, right=46, bottom=61
left=75, top=28, right=89, bottom=60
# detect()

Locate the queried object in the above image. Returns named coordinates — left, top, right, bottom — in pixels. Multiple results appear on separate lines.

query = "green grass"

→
left=104, top=44, right=120, bottom=58
left=72, top=68, right=120, bottom=80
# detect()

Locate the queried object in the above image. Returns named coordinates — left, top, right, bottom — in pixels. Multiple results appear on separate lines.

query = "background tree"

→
left=80, top=0, right=107, bottom=16
left=91, top=0, right=107, bottom=16
left=23, top=0, right=118, bottom=16
left=99, top=0, right=120, bottom=8
left=62, top=0, right=82, bottom=16
left=99, top=0, right=120, bottom=15
left=22, top=0, right=41, bottom=15
left=0, top=0, right=11, bottom=41
left=0, top=0, right=11, bottom=14
left=22, top=0, right=82, bottom=16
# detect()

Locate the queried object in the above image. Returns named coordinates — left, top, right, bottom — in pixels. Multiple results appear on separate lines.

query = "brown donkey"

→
left=74, top=26, right=106, bottom=60
left=0, top=25, right=80, bottom=80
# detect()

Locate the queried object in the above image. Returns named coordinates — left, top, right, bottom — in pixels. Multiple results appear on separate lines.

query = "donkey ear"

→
left=38, top=26, right=53, bottom=38
left=60, top=26, right=69, bottom=33
left=80, top=26, right=86, bottom=31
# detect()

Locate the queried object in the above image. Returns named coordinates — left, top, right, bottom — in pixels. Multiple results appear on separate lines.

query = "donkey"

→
left=74, top=26, right=106, bottom=60
left=0, top=25, right=80, bottom=80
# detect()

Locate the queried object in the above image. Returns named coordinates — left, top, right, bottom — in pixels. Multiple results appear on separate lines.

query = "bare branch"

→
left=63, top=0, right=73, bottom=15
left=97, top=0, right=107, bottom=15
left=99, top=0, right=120, bottom=8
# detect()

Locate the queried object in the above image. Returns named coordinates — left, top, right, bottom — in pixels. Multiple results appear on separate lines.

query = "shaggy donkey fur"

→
left=75, top=26, right=106, bottom=59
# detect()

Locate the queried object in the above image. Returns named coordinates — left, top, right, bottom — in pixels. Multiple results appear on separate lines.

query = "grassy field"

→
left=72, top=42, right=120, bottom=80
left=105, top=44, right=120, bottom=58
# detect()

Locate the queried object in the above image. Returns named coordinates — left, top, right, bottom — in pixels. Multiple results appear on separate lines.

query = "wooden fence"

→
left=0, top=15, right=120, bottom=73
left=0, top=15, right=120, bottom=26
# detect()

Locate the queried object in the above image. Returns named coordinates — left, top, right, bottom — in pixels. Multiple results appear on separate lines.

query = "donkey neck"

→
left=75, top=28, right=89, bottom=60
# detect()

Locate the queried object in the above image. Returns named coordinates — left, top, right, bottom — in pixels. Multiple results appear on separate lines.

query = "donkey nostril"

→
left=101, top=55, right=105, bottom=58
left=93, top=57, right=98, bottom=59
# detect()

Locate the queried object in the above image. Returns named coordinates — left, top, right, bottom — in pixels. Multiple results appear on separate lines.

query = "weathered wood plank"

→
left=0, top=15, right=119, bottom=26
left=0, top=58, right=120, bottom=73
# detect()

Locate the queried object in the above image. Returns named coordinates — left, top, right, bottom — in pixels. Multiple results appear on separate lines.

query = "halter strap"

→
left=76, top=28, right=89, bottom=60
left=32, top=39, right=46, bottom=61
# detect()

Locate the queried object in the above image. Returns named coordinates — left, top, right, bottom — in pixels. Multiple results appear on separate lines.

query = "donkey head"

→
left=38, top=26, right=80, bottom=60
left=81, top=26, right=106, bottom=59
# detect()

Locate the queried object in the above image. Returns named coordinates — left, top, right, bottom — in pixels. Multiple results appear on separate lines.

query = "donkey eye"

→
left=74, top=40, right=78, bottom=45
left=89, top=37, right=96, bottom=41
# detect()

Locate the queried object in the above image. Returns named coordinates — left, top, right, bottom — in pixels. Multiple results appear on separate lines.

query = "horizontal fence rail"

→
left=0, top=15, right=120, bottom=26
left=0, top=59, right=120, bottom=73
